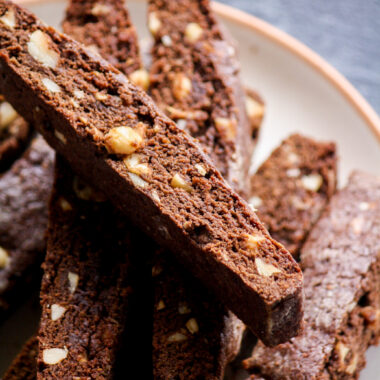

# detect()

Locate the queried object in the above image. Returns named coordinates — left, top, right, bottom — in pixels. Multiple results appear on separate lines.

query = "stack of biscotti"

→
left=244, top=171, right=380, bottom=379
left=0, top=0, right=303, bottom=347
left=0, top=135, right=53, bottom=316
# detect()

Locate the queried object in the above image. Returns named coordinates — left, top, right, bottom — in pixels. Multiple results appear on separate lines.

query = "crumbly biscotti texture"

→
left=0, top=98, right=31, bottom=172
left=62, top=0, right=142, bottom=79
left=38, top=157, right=146, bottom=378
left=148, top=0, right=253, bottom=196
left=3, top=336, right=37, bottom=380
left=249, top=134, right=337, bottom=258
left=0, top=134, right=53, bottom=316
left=0, top=1, right=303, bottom=345
left=244, top=171, right=380, bottom=379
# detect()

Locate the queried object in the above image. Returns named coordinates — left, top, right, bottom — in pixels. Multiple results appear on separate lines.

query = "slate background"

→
left=219, top=0, right=380, bottom=114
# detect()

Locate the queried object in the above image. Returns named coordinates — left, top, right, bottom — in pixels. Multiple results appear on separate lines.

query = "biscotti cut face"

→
left=249, top=134, right=337, bottom=258
left=0, top=134, right=53, bottom=316
left=244, top=171, right=380, bottom=379
left=3, top=336, right=37, bottom=380
left=0, top=1, right=303, bottom=344
left=148, top=0, right=253, bottom=195
left=62, top=0, right=144, bottom=81
left=0, top=98, right=31, bottom=172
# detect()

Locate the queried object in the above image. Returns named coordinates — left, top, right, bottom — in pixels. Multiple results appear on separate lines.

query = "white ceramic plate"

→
left=1, top=0, right=379, bottom=378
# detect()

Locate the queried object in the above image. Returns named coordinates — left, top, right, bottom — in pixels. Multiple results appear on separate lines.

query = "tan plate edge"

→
left=13, top=0, right=380, bottom=143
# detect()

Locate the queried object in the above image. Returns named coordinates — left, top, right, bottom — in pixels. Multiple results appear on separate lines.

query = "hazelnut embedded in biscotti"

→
left=0, top=246, right=10, bottom=268
left=335, top=341, right=350, bottom=366
left=105, top=126, right=144, bottom=155
left=91, top=3, right=111, bottom=16
left=245, top=96, right=264, bottom=120
left=148, top=12, right=161, bottom=36
left=215, top=117, right=237, bottom=141
left=68, top=272, right=79, bottom=294
left=245, top=234, right=265, bottom=251
left=186, top=318, right=199, bottom=334
left=42, top=347, right=68, bottom=365
left=255, top=258, right=281, bottom=277
left=346, top=354, right=358, bottom=375
left=178, top=303, right=191, bottom=315
left=301, top=173, right=323, bottom=192
left=172, top=73, right=192, bottom=100
left=185, top=23, right=203, bottom=43
left=128, top=172, right=148, bottom=188
left=170, top=173, right=193, bottom=193
left=27, top=30, right=59, bottom=69
left=194, top=163, right=207, bottom=176
left=54, top=130, right=67, bottom=144
left=167, top=332, right=187, bottom=342
left=152, top=264, right=163, bottom=277
left=0, top=9, right=16, bottom=29
left=123, top=154, right=150, bottom=176
left=156, top=300, right=165, bottom=310
left=42, top=78, right=61, bottom=93
left=51, top=304, right=67, bottom=321
left=0, top=101, right=18, bottom=129
left=161, top=35, right=172, bottom=47
left=129, top=69, right=150, bottom=91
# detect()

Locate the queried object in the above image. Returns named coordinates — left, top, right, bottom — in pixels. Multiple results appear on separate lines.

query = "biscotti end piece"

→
left=148, top=0, right=253, bottom=196
left=0, top=0, right=303, bottom=344
left=250, top=134, right=337, bottom=258
left=3, top=336, right=37, bottom=380
left=244, top=170, right=380, bottom=378
left=0, top=134, right=53, bottom=316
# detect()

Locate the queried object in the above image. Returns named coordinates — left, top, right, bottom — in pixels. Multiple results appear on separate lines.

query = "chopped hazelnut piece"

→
left=128, top=172, right=148, bottom=188
left=172, top=73, right=192, bottom=100
left=151, top=190, right=160, bottom=203
left=124, top=154, right=150, bottom=176
left=171, top=173, right=193, bottom=193
left=148, top=12, right=161, bottom=36
left=0, top=101, right=18, bottom=129
left=59, top=197, right=72, bottom=211
left=54, top=130, right=66, bottom=144
left=335, top=341, right=350, bottom=366
left=195, top=163, right=207, bottom=176
left=248, top=195, right=263, bottom=209
left=68, top=272, right=79, bottom=294
left=27, top=30, right=59, bottom=69
left=95, top=92, right=108, bottom=101
left=286, top=168, right=300, bottom=178
left=215, top=117, right=237, bottom=141
left=152, top=264, right=163, bottom=277
left=161, top=35, right=172, bottom=47
left=287, top=152, right=299, bottom=164
left=301, top=173, right=323, bottom=192
left=78, top=353, right=88, bottom=363
left=167, top=332, right=187, bottom=343
left=91, top=3, right=111, bottom=16
left=129, top=69, right=150, bottom=91
left=105, top=126, right=144, bottom=155
left=0, top=9, right=16, bottom=29
left=246, top=96, right=264, bottom=120
left=42, top=347, right=68, bottom=365
left=156, top=300, right=165, bottom=310
left=350, top=216, right=364, bottom=235
left=186, top=318, right=199, bottom=334
left=346, top=354, right=358, bottom=375
left=245, top=234, right=265, bottom=251
left=176, top=119, right=187, bottom=130
left=359, top=202, right=370, bottom=211
left=51, top=304, right=66, bottom=321
left=73, top=89, right=85, bottom=99
left=42, top=78, right=61, bottom=93
left=255, top=258, right=281, bottom=277
left=0, top=246, right=10, bottom=268
left=178, top=303, right=191, bottom=315
left=185, top=23, right=203, bottom=43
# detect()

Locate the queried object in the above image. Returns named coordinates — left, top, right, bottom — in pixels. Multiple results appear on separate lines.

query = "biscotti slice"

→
left=148, top=0, right=253, bottom=195
left=0, top=1, right=303, bottom=344
left=249, top=134, right=337, bottom=258
left=0, top=97, right=31, bottom=172
left=62, top=0, right=146, bottom=82
left=3, top=336, right=37, bottom=380
left=244, top=171, right=380, bottom=379
left=0, top=134, right=53, bottom=316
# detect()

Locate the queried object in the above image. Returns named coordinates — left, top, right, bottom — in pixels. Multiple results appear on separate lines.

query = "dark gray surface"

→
left=219, top=0, right=380, bottom=113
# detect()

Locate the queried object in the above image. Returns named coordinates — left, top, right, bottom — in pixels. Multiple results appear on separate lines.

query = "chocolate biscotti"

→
left=0, top=98, right=31, bottom=172
left=3, top=336, right=37, bottom=380
left=148, top=0, right=252, bottom=195
left=244, top=171, right=380, bottom=379
left=0, top=135, right=53, bottom=315
left=0, top=1, right=303, bottom=344
left=249, top=134, right=337, bottom=258
left=38, top=157, right=147, bottom=378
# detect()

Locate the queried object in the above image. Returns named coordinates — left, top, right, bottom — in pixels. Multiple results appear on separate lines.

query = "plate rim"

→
left=16, top=0, right=380, bottom=144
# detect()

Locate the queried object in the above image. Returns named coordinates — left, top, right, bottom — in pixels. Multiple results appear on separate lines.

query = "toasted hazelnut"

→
left=129, top=69, right=150, bottom=91
left=68, top=272, right=79, bottom=294
left=151, top=190, right=160, bottom=203
left=195, top=163, right=207, bottom=176
left=156, top=300, right=165, bottom=310
left=42, top=78, right=61, bottom=93
left=335, top=341, right=350, bottom=366
left=291, top=196, right=310, bottom=211
left=148, top=12, right=161, bottom=36
left=128, top=172, right=148, bottom=188
left=73, top=89, right=85, bottom=99
left=152, top=264, right=163, bottom=277
left=161, top=35, right=172, bottom=47
left=172, top=73, right=192, bottom=100
left=95, top=92, right=108, bottom=101
left=28, top=30, right=59, bottom=69
left=167, top=332, right=187, bottom=342
left=215, top=117, right=237, bottom=141
left=166, top=106, right=204, bottom=120
left=105, top=126, right=144, bottom=155
left=176, top=119, right=187, bottom=130
left=178, top=303, right=191, bottom=314
left=245, top=234, right=265, bottom=251
left=287, top=152, right=299, bottom=164
left=255, top=258, right=281, bottom=277
left=54, top=130, right=67, bottom=144
left=360, top=306, right=380, bottom=327
left=59, top=197, right=72, bottom=211
left=359, top=202, right=370, bottom=211
left=0, top=9, right=16, bottom=29
left=0, top=101, right=18, bottom=129
left=248, top=196, right=262, bottom=209
left=286, top=168, right=300, bottom=178
left=301, top=174, right=323, bottom=192
left=171, top=173, right=193, bottom=193
left=350, top=217, right=364, bottom=235
left=245, top=96, right=264, bottom=120
left=91, top=3, right=111, bottom=16
left=51, top=304, right=66, bottom=321
left=185, top=23, right=203, bottom=43
left=42, top=347, right=68, bottom=365
left=346, top=354, right=358, bottom=375
left=78, top=353, right=88, bottom=363
left=0, top=246, right=10, bottom=268
left=186, top=318, right=199, bottom=334
left=123, top=154, right=150, bottom=176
